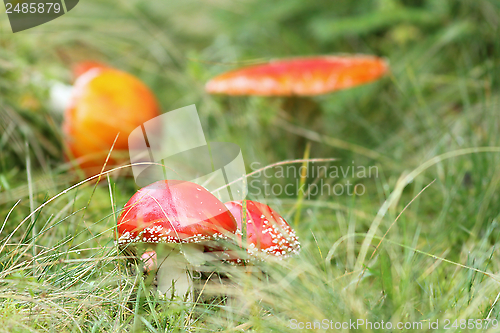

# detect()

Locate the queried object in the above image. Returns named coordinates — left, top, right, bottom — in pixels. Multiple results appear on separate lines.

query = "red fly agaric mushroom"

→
left=194, top=200, right=300, bottom=310
left=205, top=55, right=388, bottom=154
left=62, top=66, right=161, bottom=178
left=205, top=55, right=388, bottom=96
left=116, top=180, right=237, bottom=300
left=224, top=200, right=300, bottom=260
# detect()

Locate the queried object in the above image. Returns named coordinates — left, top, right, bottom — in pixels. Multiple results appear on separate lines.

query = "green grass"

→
left=2, top=0, right=500, bottom=331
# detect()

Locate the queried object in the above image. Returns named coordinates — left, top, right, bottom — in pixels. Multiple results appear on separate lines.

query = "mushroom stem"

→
left=282, top=96, right=320, bottom=124
left=156, top=248, right=193, bottom=301
left=281, top=96, right=321, bottom=156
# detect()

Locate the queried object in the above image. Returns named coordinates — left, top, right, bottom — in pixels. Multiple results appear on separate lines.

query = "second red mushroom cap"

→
left=205, top=55, right=388, bottom=96
left=225, top=200, right=300, bottom=258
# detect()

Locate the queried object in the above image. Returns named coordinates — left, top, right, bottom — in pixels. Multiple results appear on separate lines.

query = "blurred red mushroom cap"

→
left=224, top=200, right=300, bottom=258
left=117, top=180, right=238, bottom=245
left=205, top=55, right=388, bottom=96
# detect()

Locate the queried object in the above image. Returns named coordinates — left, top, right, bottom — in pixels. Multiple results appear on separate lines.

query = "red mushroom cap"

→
left=224, top=200, right=300, bottom=258
left=117, top=180, right=237, bottom=245
left=205, top=55, right=388, bottom=96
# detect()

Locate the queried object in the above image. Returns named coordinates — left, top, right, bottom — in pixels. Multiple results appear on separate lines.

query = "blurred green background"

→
left=1, top=0, right=500, bottom=332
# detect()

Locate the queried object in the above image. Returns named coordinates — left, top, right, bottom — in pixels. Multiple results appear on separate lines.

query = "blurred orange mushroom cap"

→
left=205, top=55, right=388, bottom=96
left=63, top=67, right=161, bottom=176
